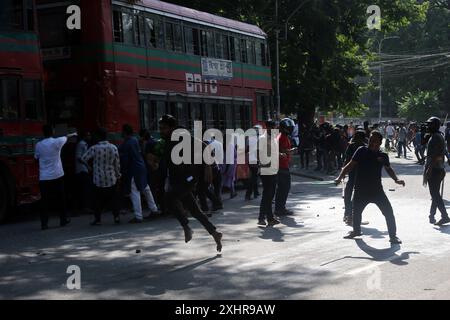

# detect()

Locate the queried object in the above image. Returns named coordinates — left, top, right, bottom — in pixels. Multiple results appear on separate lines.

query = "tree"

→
left=162, top=0, right=428, bottom=123
left=397, top=90, right=442, bottom=122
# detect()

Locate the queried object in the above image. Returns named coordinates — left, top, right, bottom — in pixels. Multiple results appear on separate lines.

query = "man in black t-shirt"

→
left=158, top=115, right=223, bottom=252
left=335, top=131, right=405, bottom=244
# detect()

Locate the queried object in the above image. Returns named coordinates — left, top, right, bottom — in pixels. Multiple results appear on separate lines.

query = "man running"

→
left=335, top=131, right=405, bottom=244
left=158, top=115, right=223, bottom=252
left=424, top=117, right=450, bottom=226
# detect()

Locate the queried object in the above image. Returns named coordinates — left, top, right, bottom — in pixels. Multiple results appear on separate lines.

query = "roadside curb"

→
left=290, top=171, right=325, bottom=181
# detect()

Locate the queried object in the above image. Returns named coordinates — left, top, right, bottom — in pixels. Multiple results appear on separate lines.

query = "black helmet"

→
left=279, top=118, right=295, bottom=134
left=426, top=117, right=441, bottom=132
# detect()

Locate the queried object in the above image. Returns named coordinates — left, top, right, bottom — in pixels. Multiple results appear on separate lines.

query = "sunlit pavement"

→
left=1, top=154, right=450, bottom=300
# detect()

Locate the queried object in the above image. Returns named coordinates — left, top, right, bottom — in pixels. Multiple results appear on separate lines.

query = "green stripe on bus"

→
left=0, top=32, right=38, bottom=41
left=0, top=43, right=39, bottom=53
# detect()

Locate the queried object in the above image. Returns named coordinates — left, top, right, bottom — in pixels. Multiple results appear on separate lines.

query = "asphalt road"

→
left=1, top=155, right=450, bottom=300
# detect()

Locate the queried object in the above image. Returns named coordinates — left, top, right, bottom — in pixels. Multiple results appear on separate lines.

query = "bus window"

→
left=247, top=39, right=256, bottom=65
left=188, top=100, right=202, bottom=129
left=0, top=78, right=20, bottom=120
left=139, top=98, right=150, bottom=130
left=145, top=16, right=156, bottom=48
left=215, top=33, right=229, bottom=60
left=0, top=0, right=24, bottom=31
left=155, top=18, right=165, bottom=49
left=261, top=42, right=268, bottom=66
left=135, top=15, right=146, bottom=47
left=184, top=26, right=200, bottom=55
left=204, top=102, right=214, bottom=128
left=224, top=103, right=234, bottom=129
left=255, top=41, right=262, bottom=66
left=230, top=36, right=240, bottom=62
left=113, top=10, right=124, bottom=42
left=24, top=80, right=43, bottom=120
left=122, top=12, right=134, bottom=45
left=165, top=20, right=183, bottom=52
left=26, top=0, right=34, bottom=31
left=240, top=39, right=248, bottom=63
left=201, top=30, right=215, bottom=57
left=173, top=24, right=183, bottom=52
left=165, top=22, right=174, bottom=51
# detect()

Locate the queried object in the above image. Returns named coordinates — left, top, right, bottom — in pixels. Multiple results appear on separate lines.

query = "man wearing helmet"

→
left=425, top=117, right=450, bottom=226
left=335, top=131, right=405, bottom=244
left=275, top=118, right=298, bottom=216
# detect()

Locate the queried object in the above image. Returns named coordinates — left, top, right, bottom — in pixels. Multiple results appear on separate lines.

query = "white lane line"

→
left=65, top=231, right=129, bottom=242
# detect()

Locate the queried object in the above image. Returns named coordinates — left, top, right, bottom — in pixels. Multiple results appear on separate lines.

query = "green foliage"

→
left=398, top=90, right=442, bottom=122
left=163, top=0, right=430, bottom=123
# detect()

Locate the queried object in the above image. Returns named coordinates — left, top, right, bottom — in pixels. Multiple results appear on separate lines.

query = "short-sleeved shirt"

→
left=82, top=141, right=121, bottom=188
left=386, top=126, right=395, bottom=137
left=426, top=133, right=446, bottom=170
left=398, top=127, right=407, bottom=142
left=278, top=133, right=291, bottom=170
left=352, top=146, right=390, bottom=193
left=35, top=137, right=68, bottom=181
left=75, top=140, right=89, bottom=174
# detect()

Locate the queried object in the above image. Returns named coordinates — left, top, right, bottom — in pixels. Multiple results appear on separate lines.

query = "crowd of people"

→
left=33, top=114, right=450, bottom=252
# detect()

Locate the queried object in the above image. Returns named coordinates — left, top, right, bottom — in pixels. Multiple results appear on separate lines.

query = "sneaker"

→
left=435, top=217, right=450, bottom=226
left=343, top=231, right=362, bottom=239
left=258, top=219, right=267, bottom=226
left=128, top=218, right=143, bottom=224
left=212, top=205, right=224, bottom=212
left=267, top=218, right=281, bottom=226
left=429, top=216, right=437, bottom=224
left=275, top=209, right=294, bottom=216
left=60, top=219, right=71, bottom=227
left=90, top=220, right=101, bottom=226
left=390, top=236, right=403, bottom=244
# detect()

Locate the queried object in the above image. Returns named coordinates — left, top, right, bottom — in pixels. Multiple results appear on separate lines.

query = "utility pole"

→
left=378, top=36, right=399, bottom=122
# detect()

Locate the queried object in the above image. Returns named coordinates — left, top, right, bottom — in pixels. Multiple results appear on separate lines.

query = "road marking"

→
left=65, top=232, right=129, bottom=242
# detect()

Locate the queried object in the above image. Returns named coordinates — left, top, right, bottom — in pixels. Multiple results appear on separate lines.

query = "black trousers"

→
left=246, top=164, right=260, bottom=197
left=300, top=149, right=311, bottom=168
left=76, top=172, right=93, bottom=210
left=352, top=190, right=397, bottom=238
left=428, top=168, right=449, bottom=219
left=93, top=185, right=120, bottom=221
left=39, top=177, right=68, bottom=227
left=197, top=178, right=222, bottom=211
left=259, top=174, right=277, bottom=220
left=344, top=172, right=356, bottom=217
left=212, top=169, right=223, bottom=206
left=275, top=168, right=291, bottom=212
left=167, top=186, right=217, bottom=235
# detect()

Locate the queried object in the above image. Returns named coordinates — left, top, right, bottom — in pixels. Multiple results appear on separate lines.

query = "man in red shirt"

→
left=275, top=118, right=297, bottom=216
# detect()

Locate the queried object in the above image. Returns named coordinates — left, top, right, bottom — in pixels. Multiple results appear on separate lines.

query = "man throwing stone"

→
left=335, top=131, right=405, bottom=244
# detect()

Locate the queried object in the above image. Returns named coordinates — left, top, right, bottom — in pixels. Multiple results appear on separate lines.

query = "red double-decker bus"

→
left=0, top=0, right=44, bottom=222
left=36, top=0, right=273, bottom=134
left=0, top=0, right=274, bottom=222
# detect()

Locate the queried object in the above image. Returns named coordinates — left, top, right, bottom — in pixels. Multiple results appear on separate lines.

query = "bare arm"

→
left=385, top=165, right=405, bottom=187
left=335, top=160, right=358, bottom=185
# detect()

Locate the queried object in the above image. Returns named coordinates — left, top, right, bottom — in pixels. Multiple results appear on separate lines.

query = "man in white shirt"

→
left=385, top=121, right=395, bottom=150
left=35, top=125, right=77, bottom=230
